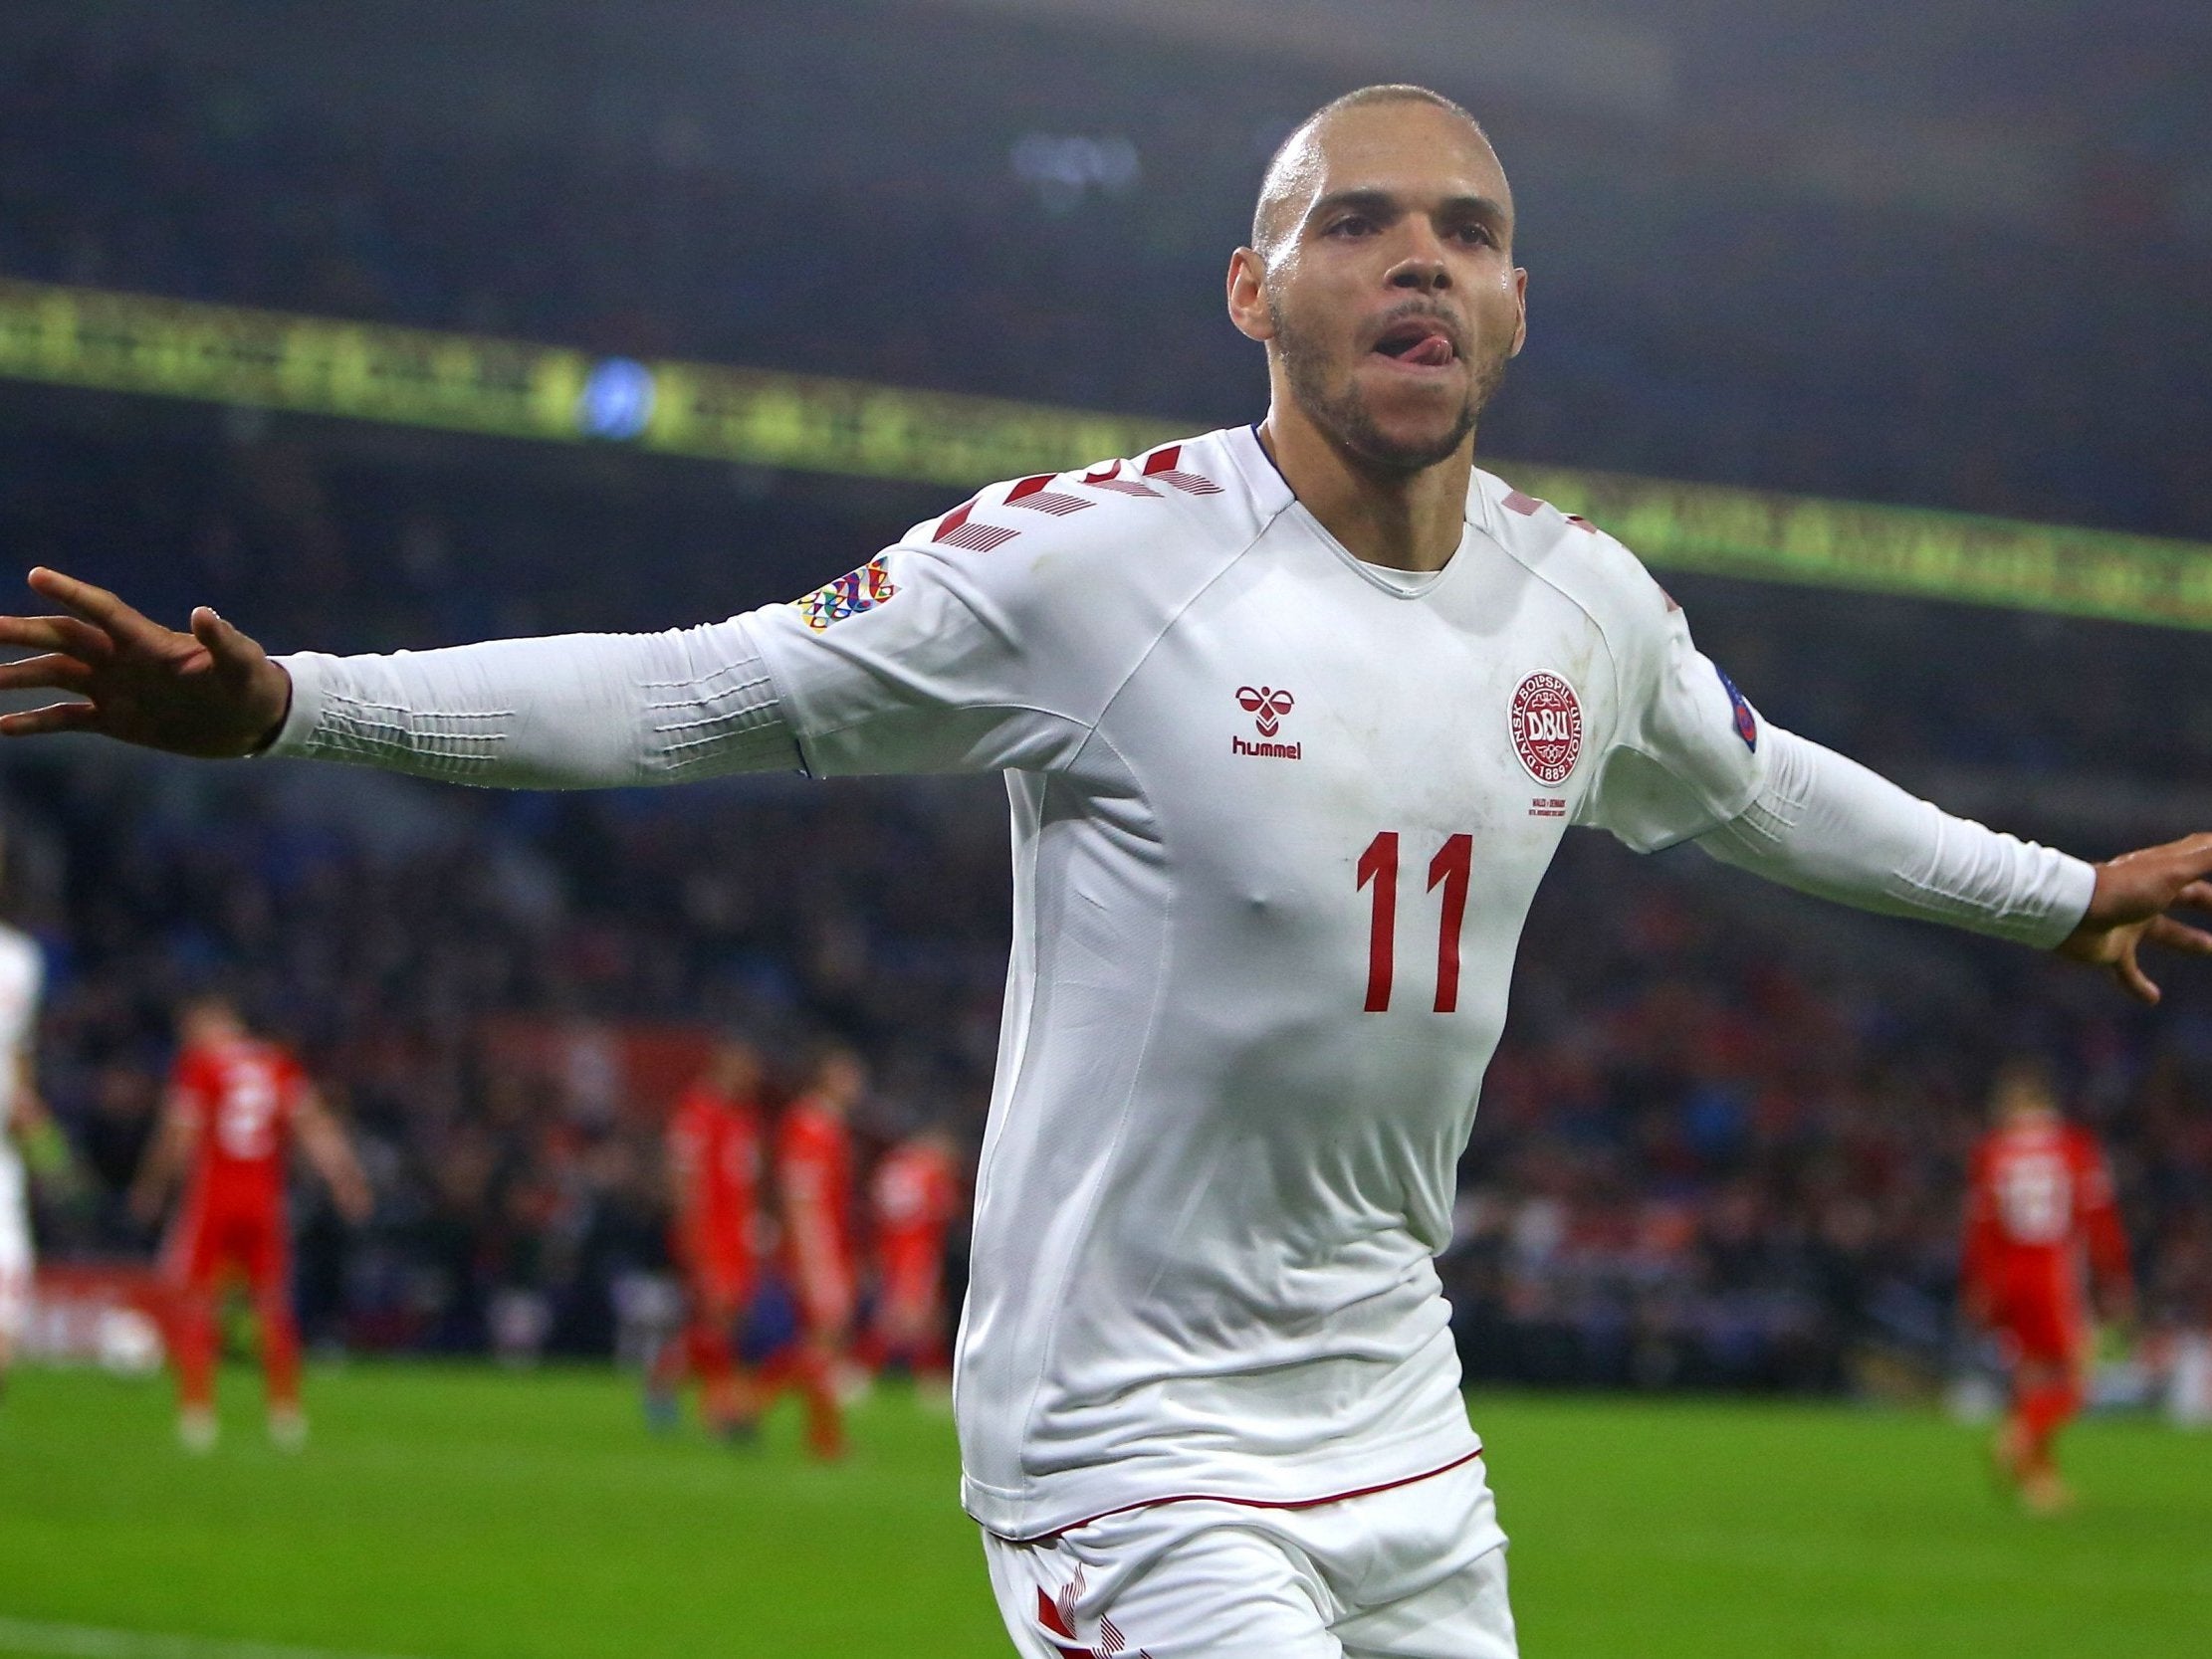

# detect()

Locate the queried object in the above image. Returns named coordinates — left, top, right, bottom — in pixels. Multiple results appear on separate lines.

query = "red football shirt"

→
left=871, top=1140, right=961, bottom=1294
left=172, top=1038, right=308, bottom=1220
left=777, top=1099, right=854, bottom=1320
left=1962, top=1118, right=2129, bottom=1326
left=666, top=1083, right=765, bottom=1278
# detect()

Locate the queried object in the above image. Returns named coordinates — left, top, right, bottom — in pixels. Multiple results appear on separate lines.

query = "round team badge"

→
left=1510, top=672, right=1583, bottom=786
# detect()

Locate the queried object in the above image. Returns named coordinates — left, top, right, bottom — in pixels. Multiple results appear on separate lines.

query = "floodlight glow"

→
left=578, top=357, right=656, bottom=440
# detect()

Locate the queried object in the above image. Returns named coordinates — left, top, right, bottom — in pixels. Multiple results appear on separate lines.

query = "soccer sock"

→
left=649, top=1329, right=689, bottom=1394
left=854, top=1328, right=887, bottom=1372
left=173, top=1293, right=217, bottom=1414
left=2019, top=1379, right=2081, bottom=1471
left=795, top=1344, right=845, bottom=1458
left=689, top=1320, right=742, bottom=1425
left=259, top=1296, right=303, bottom=1412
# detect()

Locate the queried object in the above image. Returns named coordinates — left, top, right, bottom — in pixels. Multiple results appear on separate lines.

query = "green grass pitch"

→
left=3, top=1364, right=2210, bottom=1655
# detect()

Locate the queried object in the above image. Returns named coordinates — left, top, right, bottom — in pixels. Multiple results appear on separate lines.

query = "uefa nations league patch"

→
left=1714, top=664, right=1758, bottom=751
left=791, top=555, right=898, bottom=631
left=1511, top=672, right=1584, bottom=786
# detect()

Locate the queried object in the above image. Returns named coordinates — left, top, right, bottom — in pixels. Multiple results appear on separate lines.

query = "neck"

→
left=1256, top=400, right=1473, bottom=573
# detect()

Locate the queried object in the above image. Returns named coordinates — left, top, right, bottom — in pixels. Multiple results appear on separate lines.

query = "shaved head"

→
left=1251, top=86, right=1501, bottom=261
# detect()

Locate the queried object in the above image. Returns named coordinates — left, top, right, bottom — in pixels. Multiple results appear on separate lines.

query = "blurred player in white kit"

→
left=8, top=85, right=2212, bottom=1657
left=0, top=832, right=60, bottom=1390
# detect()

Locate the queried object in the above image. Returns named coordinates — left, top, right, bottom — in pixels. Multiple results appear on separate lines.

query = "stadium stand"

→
left=1, top=13, right=2210, bottom=534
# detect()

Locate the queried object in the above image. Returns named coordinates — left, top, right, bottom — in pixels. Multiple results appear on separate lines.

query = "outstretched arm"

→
left=1697, top=726, right=2212, bottom=1004
left=0, top=568, right=799, bottom=785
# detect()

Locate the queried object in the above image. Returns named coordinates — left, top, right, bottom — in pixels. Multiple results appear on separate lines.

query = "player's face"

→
left=1995, top=1070, right=2058, bottom=1122
left=179, top=999, right=239, bottom=1046
left=819, top=1052, right=868, bottom=1106
left=1248, top=105, right=1525, bottom=472
left=713, top=1041, right=764, bottom=1095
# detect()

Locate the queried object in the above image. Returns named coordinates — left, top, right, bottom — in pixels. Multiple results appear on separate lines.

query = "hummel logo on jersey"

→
left=1229, top=686, right=1291, bottom=765
left=1237, top=686, right=1293, bottom=736
left=1233, top=686, right=1301, bottom=760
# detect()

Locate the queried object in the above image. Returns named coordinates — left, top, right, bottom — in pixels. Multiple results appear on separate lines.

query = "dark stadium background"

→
left=4, top=0, right=2211, bottom=1402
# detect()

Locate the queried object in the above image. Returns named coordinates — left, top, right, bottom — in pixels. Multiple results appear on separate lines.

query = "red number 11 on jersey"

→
left=1357, top=831, right=1474, bottom=1014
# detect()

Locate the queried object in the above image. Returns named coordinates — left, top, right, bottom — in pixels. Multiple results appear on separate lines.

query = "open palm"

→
left=0, top=567, right=292, bottom=757
left=2056, top=831, right=2212, bottom=1004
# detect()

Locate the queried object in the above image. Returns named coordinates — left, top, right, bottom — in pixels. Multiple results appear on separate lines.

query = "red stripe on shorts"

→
left=995, top=1447, right=1485, bottom=1544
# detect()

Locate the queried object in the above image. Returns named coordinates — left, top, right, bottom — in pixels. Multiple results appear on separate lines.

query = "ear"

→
left=1507, top=265, right=1529, bottom=358
left=1226, top=247, right=1275, bottom=343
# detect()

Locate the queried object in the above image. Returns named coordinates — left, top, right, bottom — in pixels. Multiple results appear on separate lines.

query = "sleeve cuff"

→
left=2030, top=853, right=2100, bottom=951
left=262, top=653, right=330, bottom=758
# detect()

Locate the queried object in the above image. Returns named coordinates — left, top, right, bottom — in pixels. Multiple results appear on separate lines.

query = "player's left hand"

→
left=2056, top=832, right=2212, bottom=1003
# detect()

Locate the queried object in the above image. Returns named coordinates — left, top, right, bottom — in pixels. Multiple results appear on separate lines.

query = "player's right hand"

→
left=0, top=568, right=293, bottom=757
left=2057, top=829, right=2212, bottom=1004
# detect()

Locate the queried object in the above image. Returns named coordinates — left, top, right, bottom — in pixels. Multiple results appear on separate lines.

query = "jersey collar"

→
left=1225, top=423, right=1297, bottom=521
left=1231, top=423, right=1489, bottom=599
left=1227, top=422, right=1496, bottom=549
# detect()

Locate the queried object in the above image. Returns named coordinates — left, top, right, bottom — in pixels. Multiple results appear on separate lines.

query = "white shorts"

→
left=982, top=1454, right=1515, bottom=1659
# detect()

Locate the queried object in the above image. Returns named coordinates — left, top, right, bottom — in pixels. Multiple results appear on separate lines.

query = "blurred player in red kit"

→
left=647, top=1036, right=768, bottom=1438
left=862, top=1123, right=963, bottom=1387
left=1961, top=1060, right=2133, bottom=1513
left=129, top=995, right=371, bottom=1451
left=771, top=1045, right=865, bottom=1459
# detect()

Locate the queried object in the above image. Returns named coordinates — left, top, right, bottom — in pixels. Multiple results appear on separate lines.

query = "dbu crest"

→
left=1510, top=672, right=1583, bottom=786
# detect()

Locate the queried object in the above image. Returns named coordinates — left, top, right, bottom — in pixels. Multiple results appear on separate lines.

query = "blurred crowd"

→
left=3, top=19, right=2211, bottom=540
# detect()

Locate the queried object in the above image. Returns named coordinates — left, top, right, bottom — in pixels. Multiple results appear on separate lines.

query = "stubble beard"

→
left=1269, top=296, right=1506, bottom=475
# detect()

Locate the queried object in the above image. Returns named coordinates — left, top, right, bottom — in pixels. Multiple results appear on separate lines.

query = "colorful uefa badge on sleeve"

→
left=791, top=555, right=898, bottom=631
left=1510, top=672, right=1583, bottom=785
left=1714, top=664, right=1758, bottom=751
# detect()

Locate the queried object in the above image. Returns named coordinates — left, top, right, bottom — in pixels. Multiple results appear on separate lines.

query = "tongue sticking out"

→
left=1398, top=333, right=1455, bottom=368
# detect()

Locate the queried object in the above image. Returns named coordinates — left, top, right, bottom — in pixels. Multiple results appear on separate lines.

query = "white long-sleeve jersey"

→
left=0, top=922, right=45, bottom=1295
left=273, top=426, right=2094, bottom=1538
